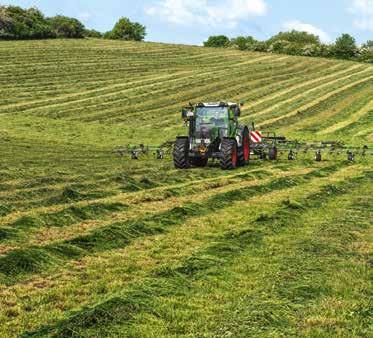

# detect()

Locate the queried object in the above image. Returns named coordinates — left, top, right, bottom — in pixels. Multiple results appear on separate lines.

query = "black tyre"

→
left=173, top=138, right=190, bottom=169
left=238, top=128, right=250, bottom=166
left=192, top=157, right=208, bottom=167
left=220, top=138, right=238, bottom=170
left=268, top=146, right=278, bottom=161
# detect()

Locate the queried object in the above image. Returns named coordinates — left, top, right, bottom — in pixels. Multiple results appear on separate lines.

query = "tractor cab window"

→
left=195, top=106, right=228, bottom=129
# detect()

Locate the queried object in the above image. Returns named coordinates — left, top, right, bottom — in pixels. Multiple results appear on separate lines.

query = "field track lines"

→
left=0, top=163, right=349, bottom=284
left=240, top=63, right=363, bottom=116
left=15, top=166, right=370, bottom=338
left=108, top=61, right=336, bottom=125
left=284, top=83, right=373, bottom=133
left=259, top=73, right=373, bottom=127
left=152, top=63, right=347, bottom=128
left=0, top=164, right=359, bottom=286
left=2, top=56, right=277, bottom=116
left=242, top=65, right=372, bottom=121
left=0, top=71, right=192, bottom=113
left=0, top=165, right=277, bottom=224
left=318, top=99, right=373, bottom=135
left=0, top=166, right=308, bottom=252
left=0, top=72, right=176, bottom=109
left=194, top=176, right=372, bottom=337
left=60, top=61, right=304, bottom=121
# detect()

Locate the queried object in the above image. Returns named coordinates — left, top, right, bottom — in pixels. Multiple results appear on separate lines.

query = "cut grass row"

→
left=2, top=162, right=329, bottom=253
left=241, top=64, right=366, bottom=119
left=0, top=162, right=348, bottom=284
left=19, top=167, right=371, bottom=338
left=260, top=74, right=373, bottom=128
left=253, top=68, right=373, bottom=124
left=0, top=162, right=366, bottom=336
left=287, top=84, right=373, bottom=134
left=19, top=56, right=290, bottom=118
left=318, top=99, right=373, bottom=135
left=95, top=67, right=364, bottom=126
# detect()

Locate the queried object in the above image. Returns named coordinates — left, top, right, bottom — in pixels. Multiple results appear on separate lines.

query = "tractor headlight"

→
left=198, top=144, right=207, bottom=155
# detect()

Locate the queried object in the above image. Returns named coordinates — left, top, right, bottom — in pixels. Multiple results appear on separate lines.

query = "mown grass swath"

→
left=22, top=171, right=371, bottom=337
left=0, top=39, right=371, bottom=337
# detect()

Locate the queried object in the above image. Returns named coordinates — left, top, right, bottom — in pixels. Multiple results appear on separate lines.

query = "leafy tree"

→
left=252, top=41, right=268, bottom=52
left=49, top=15, right=85, bottom=38
left=359, top=40, right=373, bottom=63
left=105, top=17, right=146, bottom=41
left=84, top=29, right=103, bottom=38
left=268, top=30, right=320, bottom=45
left=230, top=36, right=256, bottom=50
left=332, top=34, right=358, bottom=59
left=265, top=30, right=322, bottom=57
left=268, top=40, right=291, bottom=53
left=0, top=5, right=54, bottom=39
left=363, top=40, right=373, bottom=49
left=204, top=35, right=230, bottom=48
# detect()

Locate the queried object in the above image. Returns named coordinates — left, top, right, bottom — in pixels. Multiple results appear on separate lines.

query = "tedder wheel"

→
left=220, top=138, right=238, bottom=170
left=173, top=138, right=190, bottom=169
left=238, top=128, right=250, bottom=166
left=192, top=157, right=208, bottom=167
left=268, top=146, right=278, bottom=161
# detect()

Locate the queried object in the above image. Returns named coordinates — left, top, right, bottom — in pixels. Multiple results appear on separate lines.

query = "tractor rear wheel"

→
left=238, top=128, right=250, bottom=166
left=220, top=139, right=238, bottom=170
left=173, top=138, right=190, bottom=169
left=192, top=157, right=208, bottom=167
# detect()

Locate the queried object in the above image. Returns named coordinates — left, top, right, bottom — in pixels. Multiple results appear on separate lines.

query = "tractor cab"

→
left=182, top=102, right=242, bottom=142
left=195, top=105, right=228, bottom=131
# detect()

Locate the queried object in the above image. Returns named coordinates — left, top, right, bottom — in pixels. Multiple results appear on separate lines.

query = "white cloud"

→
left=78, top=12, right=92, bottom=23
left=283, top=20, right=331, bottom=43
left=349, top=0, right=373, bottom=31
left=145, top=0, right=268, bottom=27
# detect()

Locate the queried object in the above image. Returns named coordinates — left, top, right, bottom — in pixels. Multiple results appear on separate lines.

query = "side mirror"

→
left=182, top=108, right=193, bottom=120
left=234, top=107, right=241, bottom=117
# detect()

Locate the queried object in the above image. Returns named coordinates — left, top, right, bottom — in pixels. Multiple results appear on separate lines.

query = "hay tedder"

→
left=249, top=131, right=370, bottom=162
left=115, top=141, right=173, bottom=160
left=115, top=100, right=371, bottom=168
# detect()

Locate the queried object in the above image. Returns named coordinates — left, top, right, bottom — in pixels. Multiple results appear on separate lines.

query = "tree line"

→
left=204, top=31, right=372, bottom=63
left=0, top=5, right=146, bottom=41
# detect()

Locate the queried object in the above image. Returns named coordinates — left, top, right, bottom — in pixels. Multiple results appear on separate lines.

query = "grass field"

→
left=0, top=39, right=372, bottom=337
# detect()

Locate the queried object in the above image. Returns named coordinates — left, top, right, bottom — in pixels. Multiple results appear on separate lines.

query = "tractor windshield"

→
left=195, top=106, right=228, bottom=129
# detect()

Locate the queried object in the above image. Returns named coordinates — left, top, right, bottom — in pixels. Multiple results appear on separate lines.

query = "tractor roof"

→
left=197, top=102, right=238, bottom=108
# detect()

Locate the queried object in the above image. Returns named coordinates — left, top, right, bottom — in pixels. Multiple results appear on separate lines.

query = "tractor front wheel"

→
left=173, top=138, right=190, bottom=169
left=220, top=139, right=238, bottom=170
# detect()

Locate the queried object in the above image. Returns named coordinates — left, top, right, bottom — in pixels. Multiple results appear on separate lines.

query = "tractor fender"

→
left=236, top=135, right=242, bottom=146
left=235, top=126, right=249, bottom=147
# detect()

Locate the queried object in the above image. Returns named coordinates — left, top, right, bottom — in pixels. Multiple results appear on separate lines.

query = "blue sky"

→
left=3, top=0, right=373, bottom=44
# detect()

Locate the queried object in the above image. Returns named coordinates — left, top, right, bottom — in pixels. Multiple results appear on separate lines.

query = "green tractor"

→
left=173, top=102, right=250, bottom=170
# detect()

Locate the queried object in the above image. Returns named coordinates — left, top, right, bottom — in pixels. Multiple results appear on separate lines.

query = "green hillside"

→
left=0, top=39, right=372, bottom=337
